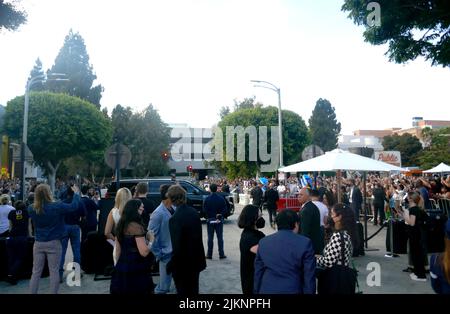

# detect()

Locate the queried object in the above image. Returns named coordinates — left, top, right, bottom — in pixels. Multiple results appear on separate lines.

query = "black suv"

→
left=104, top=178, right=234, bottom=219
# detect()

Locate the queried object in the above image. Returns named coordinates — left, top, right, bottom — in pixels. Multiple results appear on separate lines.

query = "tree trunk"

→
left=47, top=161, right=61, bottom=195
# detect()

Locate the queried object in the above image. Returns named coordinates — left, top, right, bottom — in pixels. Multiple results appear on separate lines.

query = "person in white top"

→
left=104, top=187, right=132, bottom=265
left=310, top=190, right=329, bottom=227
left=0, top=194, right=15, bottom=237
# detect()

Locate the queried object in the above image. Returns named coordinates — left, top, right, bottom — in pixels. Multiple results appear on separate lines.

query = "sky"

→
left=1, top=0, right=449, bottom=135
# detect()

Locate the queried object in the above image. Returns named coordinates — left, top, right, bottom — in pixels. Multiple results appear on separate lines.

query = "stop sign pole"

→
left=115, top=140, right=121, bottom=191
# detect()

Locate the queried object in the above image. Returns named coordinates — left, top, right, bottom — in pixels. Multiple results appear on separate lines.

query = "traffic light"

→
left=161, top=151, right=169, bottom=161
left=186, top=165, right=193, bottom=172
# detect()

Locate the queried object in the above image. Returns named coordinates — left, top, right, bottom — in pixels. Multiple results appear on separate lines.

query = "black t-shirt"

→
left=8, top=209, right=29, bottom=237
left=139, top=197, right=155, bottom=229
left=407, top=206, right=427, bottom=235
left=239, top=228, right=265, bottom=294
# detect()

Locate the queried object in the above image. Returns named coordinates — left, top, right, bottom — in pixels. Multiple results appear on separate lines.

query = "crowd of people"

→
left=0, top=172, right=449, bottom=294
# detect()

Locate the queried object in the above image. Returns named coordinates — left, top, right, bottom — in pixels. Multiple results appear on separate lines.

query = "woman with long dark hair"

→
left=238, top=204, right=265, bottom=294
left=317, top=203, right=357, bottom=294
left=317, top=203, right=356, bottom=269
left=110, top=199, right=154, bottom=294
left=430, top=220, right=450, bottom=294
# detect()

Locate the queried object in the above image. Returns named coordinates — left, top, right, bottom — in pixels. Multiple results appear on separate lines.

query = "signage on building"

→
left=374, top=151, right=402, bottom=167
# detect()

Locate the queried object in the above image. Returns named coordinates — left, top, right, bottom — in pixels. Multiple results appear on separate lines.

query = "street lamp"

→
left=250, top=80, right=283, bottom=167
left=20, top=73, right=68, bottom=201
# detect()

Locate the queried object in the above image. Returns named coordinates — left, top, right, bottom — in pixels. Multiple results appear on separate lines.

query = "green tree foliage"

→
left=214, top=101, right=310, bottom=178
left=219, top=106, right=230, bottom=119
left=111, top=104, right=170, bottom=177
left=27, top=58, right=45, bottom=92
left=0, top=0, right=27, bottom=32
left=308, top=98, right=341, bottom=152
left=2, top=92, right=112, bottom=190
left=382, top=133, right=423, bottom=166
left=419, top=127, right=450, bottom=169
left=233, top=97, right=261, bottom=111
left=46, top=30, right=103, bottom=108
left=342, top=0, right=450, bottom=67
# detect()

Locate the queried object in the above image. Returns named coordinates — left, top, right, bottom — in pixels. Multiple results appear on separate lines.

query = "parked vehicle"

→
left=104, top=178, right=234, bottom=219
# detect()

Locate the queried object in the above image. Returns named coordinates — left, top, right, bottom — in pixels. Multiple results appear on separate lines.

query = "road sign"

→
left=301, top=145, right=324, bottom=161
left=12, top=144, right=34, bottom=162
left=104, top=144, right=132, bottom=169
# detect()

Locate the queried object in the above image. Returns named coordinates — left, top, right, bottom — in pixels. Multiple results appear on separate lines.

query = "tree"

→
left=342, top=0, right=450, bottom=67
left=2, top=92, right=112, bottom=191
left=0, top=0, right=27, bottom=32
left=219, top=106, right=230, bottom=119
left=419, top=127, right=450, bottom=170
left=214, top=101, right=310, bottom=178
left=46, top=30, right=103, bottom=108
left=27, top=58, right=45, bottom=91
left=382, top=133, right=423, bottom=166
left=233, top=97, right=261, bottom=111
left=308, top=98, right=341, bottom=152
left=111, top=104, right=171, bottom=177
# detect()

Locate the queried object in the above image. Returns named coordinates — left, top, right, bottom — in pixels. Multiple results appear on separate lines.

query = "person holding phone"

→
left=28, top=184, right=81, bottom=294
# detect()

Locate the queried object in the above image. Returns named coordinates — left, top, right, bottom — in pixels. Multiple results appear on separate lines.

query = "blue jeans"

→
left=155, top=258, right=173, bottom=294
left=207, top=221, right=224, bottom=257
left=60, top=224, right=81, bottom=278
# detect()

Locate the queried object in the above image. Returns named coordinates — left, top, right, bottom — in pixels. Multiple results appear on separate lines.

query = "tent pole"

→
left=363, top=172, right=368, bottom=248
left=337, top=170, right=342, bottom=203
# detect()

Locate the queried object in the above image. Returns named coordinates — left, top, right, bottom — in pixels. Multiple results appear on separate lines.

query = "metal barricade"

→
left=276, top=196, right=301, bottom=212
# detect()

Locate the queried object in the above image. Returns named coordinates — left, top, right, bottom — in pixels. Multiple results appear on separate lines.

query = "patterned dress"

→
left=317, top=231, right=353, bottom=268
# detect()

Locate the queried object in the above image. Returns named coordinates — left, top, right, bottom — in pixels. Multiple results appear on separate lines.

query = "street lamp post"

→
left=20, top=73, right=68, bottom=201
left=250, top=80, right=284, bottom=168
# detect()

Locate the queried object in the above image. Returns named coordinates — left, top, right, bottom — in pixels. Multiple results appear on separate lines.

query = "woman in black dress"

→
left=110, top=199, right=154, bottom=294
left=238, top=204, right=265, bottom=294
left=402, top=191, right=428, bottom=281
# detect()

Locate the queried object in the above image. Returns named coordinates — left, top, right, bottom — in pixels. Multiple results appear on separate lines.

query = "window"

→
left=180, top=182, right=197, bottom=194
left=149, top=181, right=163, bottom=193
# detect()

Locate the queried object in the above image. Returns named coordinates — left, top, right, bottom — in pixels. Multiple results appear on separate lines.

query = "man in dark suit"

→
left=203, top=183, right=227, bottom=259
left=297, top=187, right=324, bottom=255
left=349, top=179, right=363, bottom=221
left=372, top=183, right=387, bottom=225
left=167, top=185, right=206, bottom=295
left=250, top=182, right=263, bottom=211
left=254, top=209, right=316, bottom=294
left=80, top=185, right=100, bottom=243
left=264, top=182, right=279, bottom=228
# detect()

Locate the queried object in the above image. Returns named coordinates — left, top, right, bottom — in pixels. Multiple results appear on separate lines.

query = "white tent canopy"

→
left=279, top=149, right=405, bottom=173
left=423, top=162, right=450, bottom=173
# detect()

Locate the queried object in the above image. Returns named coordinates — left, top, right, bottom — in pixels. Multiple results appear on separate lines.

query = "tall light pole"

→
left=20, top=73, right=68, bottom=201
left=250, top=80, right=283, bottom=167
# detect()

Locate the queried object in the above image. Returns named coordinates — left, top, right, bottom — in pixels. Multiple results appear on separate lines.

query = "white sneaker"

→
left=410, top=273, right=427, bottom=282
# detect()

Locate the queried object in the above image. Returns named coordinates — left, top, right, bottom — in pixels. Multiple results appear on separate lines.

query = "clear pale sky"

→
left=1, top=0, right=449, bottom=134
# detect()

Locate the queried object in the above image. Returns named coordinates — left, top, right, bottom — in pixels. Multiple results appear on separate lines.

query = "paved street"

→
left=0, top=203, right=434, bottom=294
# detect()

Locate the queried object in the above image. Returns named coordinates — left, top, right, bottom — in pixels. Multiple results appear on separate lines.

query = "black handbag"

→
left=317, top=232, right=357, bottom=295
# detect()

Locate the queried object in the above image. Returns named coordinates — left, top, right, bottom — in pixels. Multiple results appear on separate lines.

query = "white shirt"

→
left=0, top=204, right=15, bottom=234
left=313, top=201, right=329, bottom=227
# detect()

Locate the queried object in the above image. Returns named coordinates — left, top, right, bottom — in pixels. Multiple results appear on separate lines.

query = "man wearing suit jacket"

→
left=254, top=209, right=316, bottom=294
left=203, top=183, right=227, bottom=259
left=349, top=179, right=363, bottom=221
left=298, top=187, right=324, bottom=255
left=167, top=185, right=206, bottom=295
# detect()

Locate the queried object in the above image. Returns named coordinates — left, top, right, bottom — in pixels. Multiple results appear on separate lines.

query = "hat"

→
left=446, top=219, right=450, bottom=239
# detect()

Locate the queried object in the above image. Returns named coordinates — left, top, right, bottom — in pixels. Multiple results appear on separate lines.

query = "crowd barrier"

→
left=276, top=198, right=301, bottom=212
